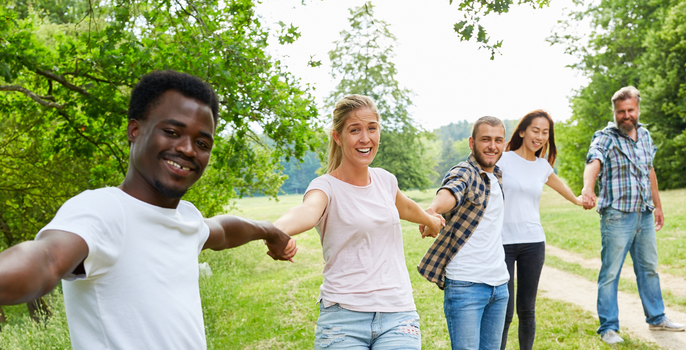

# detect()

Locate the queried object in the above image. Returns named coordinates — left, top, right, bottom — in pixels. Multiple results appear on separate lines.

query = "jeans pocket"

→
left=447, top=279, right=475, bottom=288
left=602, top=208, right=625, bottom=224
left=319, top=303, right=343, bottom=313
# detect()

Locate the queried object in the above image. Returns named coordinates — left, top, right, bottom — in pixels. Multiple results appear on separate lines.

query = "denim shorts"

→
left=314, top=303, right=421, bottom=349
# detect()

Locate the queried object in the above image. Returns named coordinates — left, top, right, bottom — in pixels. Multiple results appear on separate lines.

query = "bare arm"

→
left=650, top=167, right=664, bottom=231
left=273, top=190, right=328, bottom=236
left=0, top=230, right=88, bottom=305
left=203, top=215, right=296, bottom=261
left=581, top=159, right=601, bottom=210
left=395, top=190, right=445, bottom=238
left=546, top=173, right=582, bottom=206
left=428, top=189, right=458, bottom=215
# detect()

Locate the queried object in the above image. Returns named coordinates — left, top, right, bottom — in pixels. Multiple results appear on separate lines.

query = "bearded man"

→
left=581, top=86, right=684, bottom=344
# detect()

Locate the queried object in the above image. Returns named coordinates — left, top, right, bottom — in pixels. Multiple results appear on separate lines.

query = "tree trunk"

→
left=27, top=296, right=51, bottom=323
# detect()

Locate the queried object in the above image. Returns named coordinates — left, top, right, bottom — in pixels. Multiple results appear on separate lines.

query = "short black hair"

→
left=128, top=70, right=219, bottom=125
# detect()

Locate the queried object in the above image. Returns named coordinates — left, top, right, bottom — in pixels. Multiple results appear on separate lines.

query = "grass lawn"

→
left=3, top=188, right=680, bottom=349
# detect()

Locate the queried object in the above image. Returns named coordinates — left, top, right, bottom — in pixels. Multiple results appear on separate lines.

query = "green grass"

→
left=542, top=186, right=686, bottom=279
left=3, top=188, right=679, bottom=349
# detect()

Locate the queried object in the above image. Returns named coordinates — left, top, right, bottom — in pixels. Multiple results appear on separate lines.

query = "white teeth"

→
left=167, top=160, right=191, bottom=171
left=357, top=148, right=371, bottom=154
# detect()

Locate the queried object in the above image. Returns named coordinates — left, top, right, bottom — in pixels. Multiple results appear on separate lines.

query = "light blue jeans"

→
left=444, top=278, right=509, bottom=350
left=314, top=303, right=421, bottom=349
left=597, top=207, right=666, bottom=335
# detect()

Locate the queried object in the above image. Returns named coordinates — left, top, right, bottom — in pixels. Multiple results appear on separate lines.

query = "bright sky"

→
left=256, top=0, right=588, bottom=130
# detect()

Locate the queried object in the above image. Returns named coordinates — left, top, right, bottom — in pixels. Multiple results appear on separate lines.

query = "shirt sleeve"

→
left=37, top=189, right=125, bottom=281
left=440, top=167, right=470, bottom=208
left=544, top=161, right=555, bottom=183
left=305, top=176, right=333, bottom=227
left=586, top=130, right=609, bottom=164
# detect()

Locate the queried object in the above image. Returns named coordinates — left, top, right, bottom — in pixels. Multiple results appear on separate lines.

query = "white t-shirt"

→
left=37, top=187, right=210, bottom=350
left=497, top=151, right=554, bottom=245
left=305, top=168, right=416, bottom=312
left=445, top=172, right=509, bottom=286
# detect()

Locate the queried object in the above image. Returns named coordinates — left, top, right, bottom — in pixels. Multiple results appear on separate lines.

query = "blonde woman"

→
left=274, top=95, right=443, bottom=349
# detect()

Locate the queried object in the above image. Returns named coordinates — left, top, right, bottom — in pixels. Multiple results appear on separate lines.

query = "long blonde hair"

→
left=326, top=95, right=380, bottom=173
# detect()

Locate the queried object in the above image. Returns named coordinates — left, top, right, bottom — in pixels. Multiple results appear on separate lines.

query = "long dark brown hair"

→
left=505, top=109, right=557, bottom=166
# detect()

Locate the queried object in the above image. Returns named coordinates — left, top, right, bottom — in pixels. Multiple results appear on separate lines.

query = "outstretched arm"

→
left=650, top=168, right=664, bottom=231
left=546, top=173, right=582, bottom=206
left=581, top=159, right=601, bottom=210
left=0, top=231, right=88, bottom=305
left=396, top=190, right=445, bottom=238
left=273, top=190, right=328, bottom=236
left=203, top=216, right=296, bottom=261
left=428, top=189, right=458, bottom=215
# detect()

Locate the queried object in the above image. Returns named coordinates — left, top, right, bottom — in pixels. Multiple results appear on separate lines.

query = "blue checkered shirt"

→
left=586, top=122, right=656, bottom=213
left=417, top=155, right=504, bottom=290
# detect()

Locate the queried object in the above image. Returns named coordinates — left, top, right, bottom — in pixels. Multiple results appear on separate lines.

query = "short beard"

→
left=473, top=149, right=500, bottom=170
left=619, top=122, right=637, bottom=135
left=616, top=119, right=637, bottom=135
left=154, top=180, right=187, bottom=199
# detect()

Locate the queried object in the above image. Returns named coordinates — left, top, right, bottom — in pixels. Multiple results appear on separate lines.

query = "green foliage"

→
left=0, top=0, right=320, bottom=246
left=449, top=0, right=551, bottom=59
left=279, top=151, right=320, bottom=194
left=551, top=0, right=686, bottom=191
left=325, top=2, right=435, bottom=190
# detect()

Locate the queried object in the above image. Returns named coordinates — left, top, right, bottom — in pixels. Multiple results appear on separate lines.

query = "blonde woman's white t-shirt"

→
left=305, top=167, right=416, bottom=312
left=497, top=151, right=554, bottom=245
left=37, top=187, right=210, bottom=350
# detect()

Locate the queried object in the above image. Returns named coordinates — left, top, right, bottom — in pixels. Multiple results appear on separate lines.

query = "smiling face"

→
left=519, top=117, right=550, bottom=155
left=613, top=97, right=640, bottom=135
left=470, top=124, right=505, bottom=173
left=125, top=90, right=215, bottom=206
left=332, top=108, right=380, bottom=170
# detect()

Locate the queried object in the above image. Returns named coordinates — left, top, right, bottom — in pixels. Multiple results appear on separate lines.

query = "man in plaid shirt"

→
left=582, top=86, right=684, bottom=344
left=418, top=116, right=509, bottom=350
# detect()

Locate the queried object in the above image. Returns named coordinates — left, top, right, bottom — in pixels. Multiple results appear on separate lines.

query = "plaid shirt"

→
left=586, top=122, right=656, bottom=213
left=417, top=155, right=503, bottom=290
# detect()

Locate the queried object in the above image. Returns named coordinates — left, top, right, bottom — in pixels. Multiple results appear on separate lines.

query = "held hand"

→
left=575, top=195, right=584, bottom=207
left=654, top=207, right=664, bottom=231
left=265, top=228, right=298, bottom=262
left=420, top=209, right=444, bottom=239
left=581, top=186, right=596, bottom=210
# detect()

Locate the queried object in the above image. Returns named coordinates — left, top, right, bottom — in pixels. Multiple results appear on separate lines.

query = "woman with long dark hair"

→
left=497, top=110, right=582, bottom=350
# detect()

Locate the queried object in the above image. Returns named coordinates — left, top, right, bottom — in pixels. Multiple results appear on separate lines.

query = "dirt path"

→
left=540, top=245, right=686, bottom=349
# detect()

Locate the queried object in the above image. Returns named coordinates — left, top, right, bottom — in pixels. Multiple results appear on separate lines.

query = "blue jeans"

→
left=444, top=278, right=509, bottom=350
left=597, top=207, right=666, bottom=335
left=314, top=303, right=421, bottom=349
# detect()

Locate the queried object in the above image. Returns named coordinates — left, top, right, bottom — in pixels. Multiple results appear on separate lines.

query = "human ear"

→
left=127, top=119, right=141, bottom=143
left=332, top=130, right=342, bottom=146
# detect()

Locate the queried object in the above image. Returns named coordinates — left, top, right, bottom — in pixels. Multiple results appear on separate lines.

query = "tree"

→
left=0, top=0, right=320, bottom=248
left=640, top=1, right=686, bottom=188
left=550, top=0, right=686, bottom=191
left=449, top=0, right=552, bottom=59
left=280, top=151, right=320, bottom=194
left=325, top=2, right=435, bottom=190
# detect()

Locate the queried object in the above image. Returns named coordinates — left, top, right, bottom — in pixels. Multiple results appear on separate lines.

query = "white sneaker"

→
left=601, top=330, right=624, bottom=344
left=649, top=318, right=686, bottom=331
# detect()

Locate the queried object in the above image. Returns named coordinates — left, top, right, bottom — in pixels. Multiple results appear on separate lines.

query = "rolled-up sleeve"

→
left=586, top=131, right=608, bottom=164
left=440, top=167, right=470, bottom=207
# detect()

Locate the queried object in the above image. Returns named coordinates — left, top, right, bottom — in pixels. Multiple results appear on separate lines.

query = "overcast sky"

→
left=256, top=0, right=589, bottom=130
